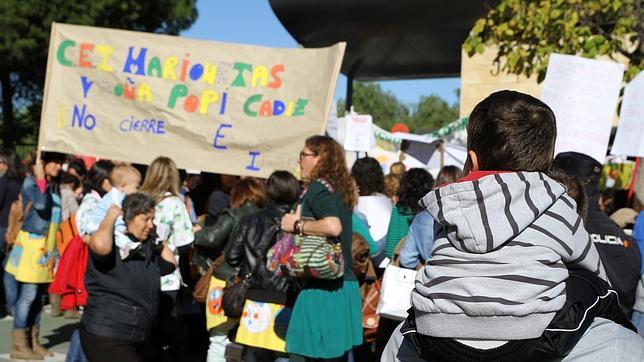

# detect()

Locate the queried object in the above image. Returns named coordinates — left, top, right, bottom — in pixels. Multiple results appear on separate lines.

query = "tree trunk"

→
left=1, top=70, right=15, bottom=148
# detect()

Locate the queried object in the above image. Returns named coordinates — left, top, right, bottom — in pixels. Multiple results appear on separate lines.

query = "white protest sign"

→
left=541, top=53, right=624, bottom=162
left=343, top=114, right=373, bottom=152
left=611, top=71, right=644, bottom=157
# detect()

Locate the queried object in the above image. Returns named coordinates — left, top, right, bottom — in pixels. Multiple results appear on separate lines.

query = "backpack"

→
left=56, top=213, right=79, bottom=257
left=5, top=194, right=31, bottom=247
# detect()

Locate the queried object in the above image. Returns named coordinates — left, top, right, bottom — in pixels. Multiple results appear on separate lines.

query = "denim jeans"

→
left=66, top=329, right=89, bottom=362
left=632, top=310, right=644, bottom=336
left=3, top=264, right=19, bottom=316
left=13, top=280, right=47, bottom=329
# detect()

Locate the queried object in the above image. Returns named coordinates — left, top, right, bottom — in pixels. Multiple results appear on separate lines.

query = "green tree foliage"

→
left=412, top=95, right=460, bottom=133
left=0, top=0, right=198, bottom=146
left=338, top=82, right=458, bottom=133
left=338, top=82, right=410, bottom=131
left=463, top=0, right=643, bottom=83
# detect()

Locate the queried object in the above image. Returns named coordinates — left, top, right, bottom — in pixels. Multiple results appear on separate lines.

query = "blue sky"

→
left=181, top=1, right=461, bottom=107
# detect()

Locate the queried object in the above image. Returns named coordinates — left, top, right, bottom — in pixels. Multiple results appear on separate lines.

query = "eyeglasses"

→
left=299, top=151, right=318, bottom=161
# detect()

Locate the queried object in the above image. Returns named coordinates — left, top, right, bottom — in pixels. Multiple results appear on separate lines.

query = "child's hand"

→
left=81, top=235, right=91, bottom=244
left=192, top=224, right=202, bottom=234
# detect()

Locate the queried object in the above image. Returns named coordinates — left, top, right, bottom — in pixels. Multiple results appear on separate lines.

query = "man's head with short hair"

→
left=467, top=90, right=557, bottom=173
left=110, top=164, right=142, bottom=194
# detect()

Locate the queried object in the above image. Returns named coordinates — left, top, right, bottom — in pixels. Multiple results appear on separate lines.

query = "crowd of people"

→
left=0, top=90, right=643, bottom=361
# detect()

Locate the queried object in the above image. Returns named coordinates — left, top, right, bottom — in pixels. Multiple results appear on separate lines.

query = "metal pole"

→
left=346, top=74, right=353, bottom=111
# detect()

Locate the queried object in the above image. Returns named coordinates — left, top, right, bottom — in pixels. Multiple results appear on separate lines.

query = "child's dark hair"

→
left=267, top=170, right=299, bottom=207
left=397, top=168, right=434, bottom=214
left=60, top=172, right=81, bottom=191
left=548, top=165, right=588, bottom=221
left=468, top=90, right=556, bottom=172
left=351, top=157, right=385, bottom=196
left=88, top=160, right=114, bottom=197
left=67, top=158, right=88, bottom=180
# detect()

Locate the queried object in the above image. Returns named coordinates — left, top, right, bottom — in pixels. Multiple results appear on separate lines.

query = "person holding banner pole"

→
left=281, top=135, right=362, bottom=361
left=5, top=151, right=64, bottom=360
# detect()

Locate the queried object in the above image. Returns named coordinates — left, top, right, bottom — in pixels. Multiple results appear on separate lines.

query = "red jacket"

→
left=49, top=235, right=88, bottom=309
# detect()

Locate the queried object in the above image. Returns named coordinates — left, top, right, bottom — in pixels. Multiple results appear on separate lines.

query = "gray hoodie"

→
left=412, top=171, right=607, bottom=340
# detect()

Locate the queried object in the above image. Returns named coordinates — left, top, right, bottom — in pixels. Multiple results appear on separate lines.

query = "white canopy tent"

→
left=328, top=113, right=468, bottom=175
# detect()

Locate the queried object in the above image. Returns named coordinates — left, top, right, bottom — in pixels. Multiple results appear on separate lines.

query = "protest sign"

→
left=611, top=71, right=644, bottom=158
left=39, top=23, right=345, bottom=177
left=540, top=53, right=624, bottom=163
left=343, top=114, right=373, bottom=152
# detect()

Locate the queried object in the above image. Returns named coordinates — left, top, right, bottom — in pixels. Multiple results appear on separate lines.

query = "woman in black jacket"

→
left=81, top=193, right=176, bottom=362
left=225, top=171, right=300, bottom=361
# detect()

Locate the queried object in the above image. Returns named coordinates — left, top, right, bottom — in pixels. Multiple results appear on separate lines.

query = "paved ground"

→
left=0, top=306, right=77, bottom=361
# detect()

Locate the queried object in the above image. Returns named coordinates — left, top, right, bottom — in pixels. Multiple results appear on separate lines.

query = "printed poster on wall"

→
left=39, top=23, right=345, bottom=178
left=540, top=53, right=624, bottom=163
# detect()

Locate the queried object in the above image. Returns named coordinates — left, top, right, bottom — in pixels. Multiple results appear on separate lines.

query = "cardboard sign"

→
left=541, top=53, right=624, bottom=163
left=39, top=23, right=345, bottom=177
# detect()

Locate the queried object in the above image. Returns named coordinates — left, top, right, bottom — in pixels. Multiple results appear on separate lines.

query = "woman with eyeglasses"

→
left=281, top=135, right=362, bottom=361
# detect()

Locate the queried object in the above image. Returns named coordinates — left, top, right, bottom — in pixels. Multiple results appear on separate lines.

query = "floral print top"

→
left=156, top=193, right=194, bottom=291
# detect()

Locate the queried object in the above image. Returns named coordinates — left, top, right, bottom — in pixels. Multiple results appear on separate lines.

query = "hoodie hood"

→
left=420, top=171, right=566, bottom=254
left=411, top=171, right=607, bottom=340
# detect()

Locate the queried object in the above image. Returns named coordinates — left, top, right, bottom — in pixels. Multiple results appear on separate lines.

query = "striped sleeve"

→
left=555, top=195, right=607, bottom=281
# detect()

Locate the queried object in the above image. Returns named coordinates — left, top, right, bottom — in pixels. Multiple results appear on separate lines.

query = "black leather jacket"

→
left=194, top=203, right=260, bottom=252
left=225, top=203, right=298, bottom=304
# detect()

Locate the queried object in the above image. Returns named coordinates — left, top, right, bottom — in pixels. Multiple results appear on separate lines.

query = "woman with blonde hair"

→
left=140, top=156, right=195, bottom=360
left=281, top=135, right=362, bottom=361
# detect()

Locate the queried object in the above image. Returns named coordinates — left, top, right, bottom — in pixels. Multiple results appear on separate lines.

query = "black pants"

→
left=291, top=354, right=347, bottom=362
left=80, top=325, right=144, bottom=362
left=146, top=291, right=178, bottom=361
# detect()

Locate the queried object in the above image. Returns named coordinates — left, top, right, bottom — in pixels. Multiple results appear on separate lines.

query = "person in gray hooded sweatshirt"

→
left=383, top=90, right=644, bottom=361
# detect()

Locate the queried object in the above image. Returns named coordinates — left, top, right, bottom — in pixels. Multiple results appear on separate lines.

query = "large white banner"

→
left=39, top=23, right=345, bottom=177
left=611, top=71, right=644, bottom=158
left=541, top=53, right=624, bottom=162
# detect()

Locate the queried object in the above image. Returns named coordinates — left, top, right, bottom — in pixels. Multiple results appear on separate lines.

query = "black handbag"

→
left=222, top=249, right=265, bottom=318
left=222, top=272, right=252, bottom=318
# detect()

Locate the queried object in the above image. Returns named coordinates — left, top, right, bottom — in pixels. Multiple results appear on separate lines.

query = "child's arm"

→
left=90, top=205, right=121, bottom=256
